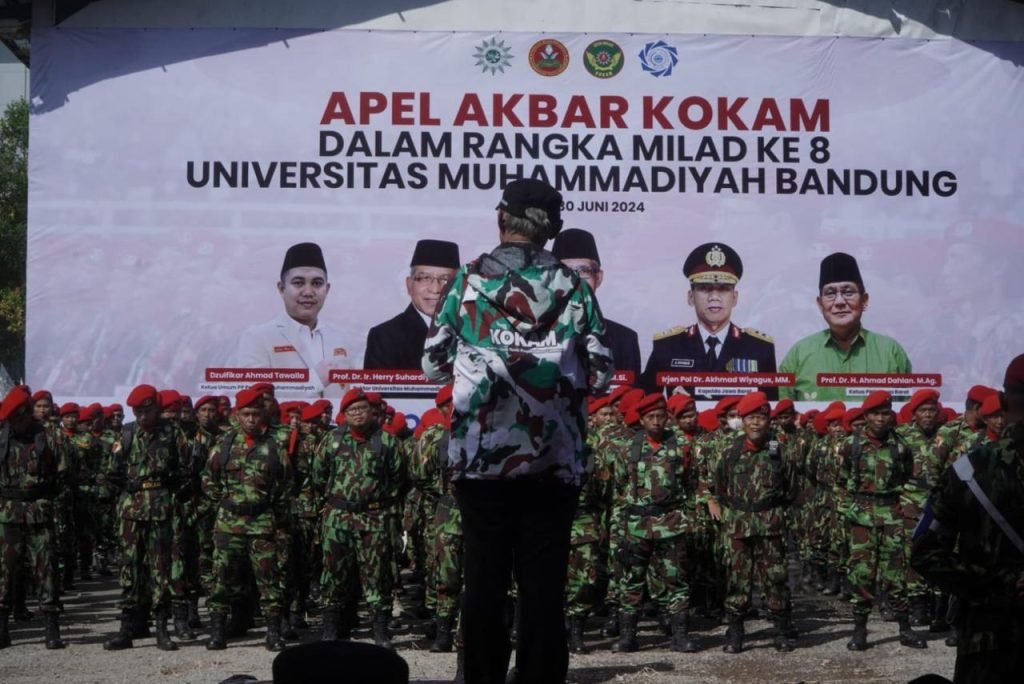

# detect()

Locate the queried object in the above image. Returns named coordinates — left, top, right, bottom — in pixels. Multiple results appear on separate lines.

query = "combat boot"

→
left=265, top=610, right=286, bottom=652
left=321, top=605, right=341, bottom=641
left=610, top=611, right=638, bottom=653
left=847, top=613, right=868, bottom=651
left=0, top=610, right=11, bottom=649
left=44, top=611, right=66, bottom=650
left=103, top=610, right=135, bottom=651
left=172, top=601, right=196, bottom=640
left=670, top=611, right=699, bottom=653
left=206, top=611, right=227, bottom=650
left=431, top=615, right=454, bottom=653
left=188, top=597, right=203, bottom=629
left=722, top=614, right=744, bottom=654
left=772, top=614, right=796, bottom=652
left=945, top=625, right=959, bottom=648
left=568, top=614, right=586, bottom=654
left=822, top=568, right=841, bottom=596
left=373, top=609, right=394, bottom=650
left=154, top=606, right=178, bottom=651
left=132, top=607, right=152, bottom=639
left=280, top=605, right=298, bottom=641
left=600, top=611, right=620, bottom=638
left=897, top=614, right=927, bottom=649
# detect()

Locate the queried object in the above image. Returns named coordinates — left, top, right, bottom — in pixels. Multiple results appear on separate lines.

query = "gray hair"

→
left=500, top=207, right=553, bottom=244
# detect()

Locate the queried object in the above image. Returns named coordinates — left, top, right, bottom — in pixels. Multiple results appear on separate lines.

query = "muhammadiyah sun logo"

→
left=475, top=37, right=513, bottom=75
left=584, top=39, right=624, bottom=78
left=528, top=39, right=569, bottom=77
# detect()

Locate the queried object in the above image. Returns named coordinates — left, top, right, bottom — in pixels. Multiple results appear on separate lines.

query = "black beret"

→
left=683, top=243, right=742, bottom=285
left=496, top=179, right=564, bottom=237
left=551, top=228, right=600, bottom=264
left=281, top=242, right=327, bottom=277
left=819, top=252, right=864, bottom=291
left=410, top=239, right=460, bottom=269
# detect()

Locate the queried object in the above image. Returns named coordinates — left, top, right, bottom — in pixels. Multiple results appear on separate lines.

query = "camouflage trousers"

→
left=196, top=508, right=216, bottom=595
left=807, top=490, right=841, bottom=566
left=321, top=516, right=394, bottom=613
left=847, top=521, right=909, bottom=617
left=603, top=511, right=626, bottom=610
left=619, top=533, right=691, bottom=615
left=565, top=512, right=605, bottom=618
left=900, top=497, right=932, bottom=603
left=403, top=489, right=436, bottom=580
left=724, top=534, right=790, bottom=617
left=285, top=515, right=320, bottom=613
left=117, top=517, right=180, bottom=611
left=431, top=528, right=464, bottom=620
left=387, top=509, right=404, bottom=593
left=94, top=497, right=118, bottom=560
left=0, top=522, right=61, bottom=613
left=58, top=500, right=76, bottom=578
left=171, top=502, right=201, bottom=600
left=72, top=496, right=98, bottom=573
left=207, top=531, right=283, bottom=614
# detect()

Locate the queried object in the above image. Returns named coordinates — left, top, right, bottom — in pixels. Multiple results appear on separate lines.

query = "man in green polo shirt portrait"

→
left=779, top=252, right=911, bottom=401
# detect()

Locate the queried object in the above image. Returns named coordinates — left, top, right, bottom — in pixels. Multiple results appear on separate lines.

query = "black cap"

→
left=280, top=243, right=327, bottom=278
left=495, top=179, right=564, bottom=237
left=819, top=252, right=864, bottom=291
left=410, top=239, right=460, bottom=269
left=551, top=228, right=600, bottom=264
left=683, top=243, right=742, bottom=285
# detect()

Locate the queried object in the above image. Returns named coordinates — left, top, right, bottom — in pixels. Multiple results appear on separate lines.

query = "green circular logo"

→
left=584, top=40, right=624, bottom=79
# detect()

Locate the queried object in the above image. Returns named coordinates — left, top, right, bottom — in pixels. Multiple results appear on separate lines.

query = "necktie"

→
left=705, top=337, right=719, bottom=369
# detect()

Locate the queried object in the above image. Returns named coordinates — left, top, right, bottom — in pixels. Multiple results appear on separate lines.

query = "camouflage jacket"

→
left=910, top=421, right=1024, bottom=655
left=422, top=241, right=613, bottom=486
left=896, top=423, right=950, bottom=505
left=426, top=428, right=461, bottom=536
left=712, top=433, right=796, bottom=539
left=571, top=430, right=615, bottom=544
left=616, top=431, right=694, bottom=540
left=106, top=420, right=191, bottom=522
left=0, top=422, right=65, bottom=525
left=203, top=428, right=291, bottom=535
left=839, top=428, right=912, bottom=527
left=412, top=423, right=447, bottom=501
left=312, top=424, right=408, bottom=532
left=290, top=429, right=326, bottom=519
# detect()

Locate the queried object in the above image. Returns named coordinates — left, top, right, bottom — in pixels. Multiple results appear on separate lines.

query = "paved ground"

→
left=1, top=575, right=955, bottom=684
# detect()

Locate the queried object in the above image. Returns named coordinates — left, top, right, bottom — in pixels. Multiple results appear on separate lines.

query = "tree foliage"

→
left=0, top=97, right=28, bottom=381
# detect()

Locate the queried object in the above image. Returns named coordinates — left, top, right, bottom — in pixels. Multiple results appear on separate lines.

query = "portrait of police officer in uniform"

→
left=363, top=239, right=461, bottom=370
left=233, top=242, right=349, bottom=397
left=640, top=242, right=777, bottom=399
left=551, top=228, right=642, bottom=380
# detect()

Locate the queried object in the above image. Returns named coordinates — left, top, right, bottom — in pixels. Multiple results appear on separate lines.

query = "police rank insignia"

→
left=706, top=245, right=726, bottom=268
left=474, top=37, right=513, bottom=75
left=529, top=39, right=569, bottom=77
left=584, top=39, right=624, bottom=78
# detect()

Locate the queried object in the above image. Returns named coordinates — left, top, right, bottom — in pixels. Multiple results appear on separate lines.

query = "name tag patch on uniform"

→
left=333, top=347, right=348, bottom=357
left=273, top=345, right=296, bottom=353
left=671, top=359, right=695, bottom=368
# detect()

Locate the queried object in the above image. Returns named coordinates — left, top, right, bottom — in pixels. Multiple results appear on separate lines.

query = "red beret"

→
left=979, top=392, right=1005, bottom=418
left=158, top=389, right=182, bottom=411
left=383, top=413, right=408, bottom=436
left=301, top=402, right=329, bottom=422
left=109, top=403, right=123, bottom=413
left=607, top=385, right=633, bottom=406
left=736, top=391, right=770, bottom=417
left=821, top=403, right=846, bottom=424
left=1004, top=354, right=1024, bottom=390
left=179, top=395, right=193, bottom=407
left=102, top=405, right=115, bottom=419
left=234, top=388, right=263, bottom=410
left=86, top=402, right=103, bottom=418
left=249, top=382, right=275, bottom=397
left=799, top=409, right=819, bottom=428
left=897, top=403, right=913, bottom=425
left=416, top=408, right=443, bottom=438
left=435, top=385, right=453, bottom=408
left=60, top=402, right=80, bottom=417
left=588, top=396, right=610, bottom=415
left=842, top=407, right=865, bottom=432
left=966, top=385, right=997, bottom=405
left=618, top=388, right=646, bottom=416
left=667, top=394, right=695, bottom=417
left=861, top=390, right=892, bottom=412
left=812, top=411, right=830, bottom=436
left=906, top=389, right=940, bottom=415
left=126, top=384, right=159, bottom=409
left=341, top=388, right=368, bottom=412
left=365, top=392, right=383, bottom=407
left=624, top=407, right=641, bottom=427
left=771, top=399, right=795, bottom=418
left=385, top=405, right=396, bottom=418
left=940, top=407, right=958, bottom=424
left=194, top=395, right=218, bottom=410
left=77, top=407, right=93, bottom=422
left=697, top=409, right=720, bottom=433
left=714, top=395, right=742, bottom=417
left=0, top=388, right=32, bottom=421
left=31, top=390, right=53, bottom=404
left=636, top=394, right=667, bottom=416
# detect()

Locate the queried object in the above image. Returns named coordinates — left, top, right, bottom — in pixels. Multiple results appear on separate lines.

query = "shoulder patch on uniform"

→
left=743, top=327, right=774, bottom=343
left=654, top=325, right=687, bottom=341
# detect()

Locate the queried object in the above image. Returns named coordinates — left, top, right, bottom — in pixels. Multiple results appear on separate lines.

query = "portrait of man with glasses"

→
left=363, top=239, right=461, bottom=370
left=779, top=251, right=912, bottom=401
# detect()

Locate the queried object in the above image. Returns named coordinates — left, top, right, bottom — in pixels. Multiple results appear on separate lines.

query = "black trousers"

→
left=454, top=478, right=579, bottom=684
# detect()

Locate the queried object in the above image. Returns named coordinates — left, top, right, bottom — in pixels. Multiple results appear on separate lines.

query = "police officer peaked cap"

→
left=684, top=243, right=742, bottom=285
left=906, top=389, right=940, bottom=415
left=818, top=252, right=864, bottom=291
left=736, top=391, right=770, bottom=417
left=496, top=179, right=564, bottom=237
left=281, top=242, right=327, bottom=277
left=235, top=388, right=263, bottom=411
left=0, top=387, right=31, bottom=421
left=411, top=239, right=460, bottom=269
left=126, top=384, right=159, bottom=409
left=979, top=392, right=1005, bottom=417
left=59, top=402, right=80, bottom=417
left=861, top=390, right=892, bottom=412
left=1004, top=353, right=1024, bottom=391
left=551, top=228, right=601, bottom=264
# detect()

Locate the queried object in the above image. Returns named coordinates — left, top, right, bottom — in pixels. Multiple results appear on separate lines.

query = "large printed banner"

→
left=27, top=28, right=1024, bottom=410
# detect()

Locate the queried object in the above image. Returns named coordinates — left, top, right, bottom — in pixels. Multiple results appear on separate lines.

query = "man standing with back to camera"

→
left=423, top=179, right=613, bottom=684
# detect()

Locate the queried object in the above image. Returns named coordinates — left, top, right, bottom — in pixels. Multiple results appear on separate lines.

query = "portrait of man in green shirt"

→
left=779, top=252, right=911, bottom=401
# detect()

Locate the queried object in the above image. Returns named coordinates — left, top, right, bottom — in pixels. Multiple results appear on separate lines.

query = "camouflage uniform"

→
left=94, top=427, right=120, bottom=572
left=313, top=423, right=407, bottom=643
left=427, top=427, right=463, bottom=652
left=285, top=428, right=325, bottom=627
left=911, top=420, right=1024, bottom=682
left=70, top=430, right=105, bottom=580
left=592, top=419, right=634, bottom=636
left=56, top=427, right=81, bottom=589
left=203, top=428, right=291, bottom=649
left=805, top=432, right=848, bottom=591
left=413, top=423, right=445, bottom=615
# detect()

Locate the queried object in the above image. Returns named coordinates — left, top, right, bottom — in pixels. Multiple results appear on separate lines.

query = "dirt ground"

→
left=1, top=574, right=955, bottom=684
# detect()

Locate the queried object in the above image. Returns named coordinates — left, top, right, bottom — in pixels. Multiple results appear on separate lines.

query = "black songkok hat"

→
left=410, top=239, right=461, bottom=269
left=495, top=179, right=564, bottom=237
left=280, top=242, right=327, bottom=278
left=818, top=252, right=864, bottom=291
left=551, top=228, right=600, bottom=264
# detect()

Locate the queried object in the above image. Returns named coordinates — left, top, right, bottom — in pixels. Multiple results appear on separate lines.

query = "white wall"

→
left=50, top=0, right=1024, bottom=42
